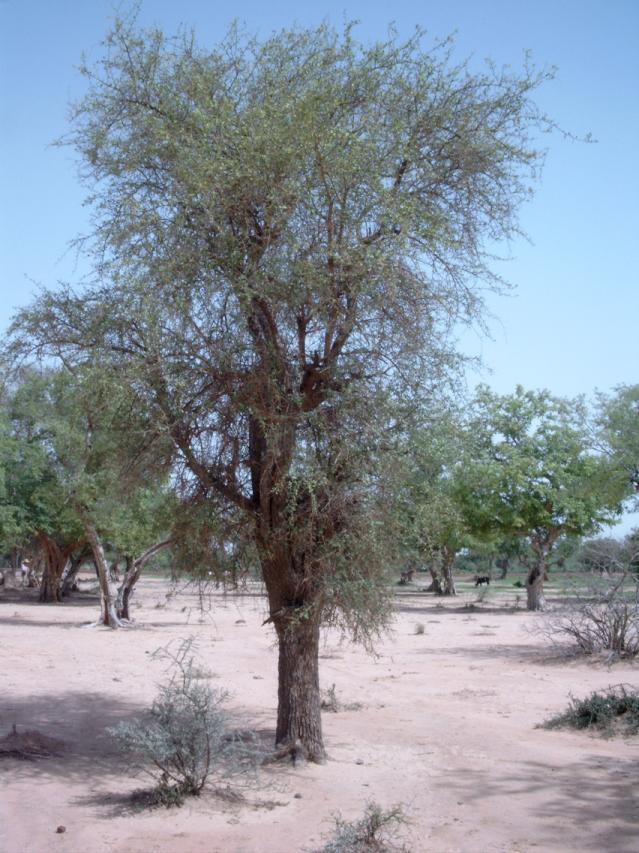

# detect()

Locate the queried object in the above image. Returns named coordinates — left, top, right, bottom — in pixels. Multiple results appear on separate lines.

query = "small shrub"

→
left=542, top=685, right=639, bottom=736
left=414, top=623, right=425, bottom=635
left=109, top=639, right=262, bottom=805
left=318, top=801, right=410, bottom=852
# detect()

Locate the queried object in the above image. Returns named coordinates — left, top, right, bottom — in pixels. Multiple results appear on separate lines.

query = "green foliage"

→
left=543, top=685, right=639, bottom=736
left=392, top=407, right=470, bottom=566
left=457, top=386, right=623, bottom=567
left=595, top=384, right=639, bottom=505
left=318, top=802, right=410, bottom=852
left=0, top=365, right=174, bottom=569
left=0, top=370, right=81, bottom=555
left=108, top=640, right=263, bottom=804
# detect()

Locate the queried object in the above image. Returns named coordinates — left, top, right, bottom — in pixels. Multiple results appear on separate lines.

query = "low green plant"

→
left=318, top=801, right=410, bottom=852
left=320, top=684, right=363, bottom=713
left=542, top=685, right=639, bottom=736
left=109, top=639, right=262, bottom=805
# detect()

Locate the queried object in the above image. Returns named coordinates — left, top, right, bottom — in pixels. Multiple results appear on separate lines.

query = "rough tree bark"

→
left=247, top=406, right=327, bottom=763
left=273, top=611, right=324, bottom=763
left=258, top=539, right=326, bottom=762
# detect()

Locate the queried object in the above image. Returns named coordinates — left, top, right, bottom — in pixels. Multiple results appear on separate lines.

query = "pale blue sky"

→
left=1, top=1, right=637, bottom=529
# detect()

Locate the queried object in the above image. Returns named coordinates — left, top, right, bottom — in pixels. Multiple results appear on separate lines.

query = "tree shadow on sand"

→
left=444, top=754, right=638, bottom=852
left=0, top=587, right=99, bottom=607
left=0, top=690, right=143, bottom=786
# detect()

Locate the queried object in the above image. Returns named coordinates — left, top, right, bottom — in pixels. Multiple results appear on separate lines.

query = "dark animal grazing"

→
left=399, top=568, right=415, bottom=585
left=474, top=575, right=491, bottom=587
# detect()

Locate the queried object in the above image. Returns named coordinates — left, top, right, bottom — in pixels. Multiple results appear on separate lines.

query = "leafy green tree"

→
left=0, top=370, right=84, bottom=597
left=393, top=410, right=469, bottom=595
left=10, top=19, right=556, bottom=760
left=596, top=384, right=639, bottom=502
left=458, top=386, right=624, bottom=610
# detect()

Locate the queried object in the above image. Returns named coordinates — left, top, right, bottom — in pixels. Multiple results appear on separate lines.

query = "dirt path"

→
left=1, top=578, right=637, bottom=852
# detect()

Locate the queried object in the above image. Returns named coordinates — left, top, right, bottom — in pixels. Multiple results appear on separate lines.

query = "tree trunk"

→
left=496, top=557, right=509, bottom=580
left=117, top=556, right=136, bottom=621
left=83, top=522, right=122, bottom=627
left=37, top=535, right=67, bottom=603
left=60, top=549, right=88, bottom=597
left=273, top=611, right=325, bottom=764
left=526, top=535, right=558, bottom=611
left=440, top=548, right=457, bottom=596
left=426, top=565, right=443, bottom=593
left=526, top=560, right=546, bottom=611
left=116, top=539, right=173, bottom=620
left=250, top=412, right=325, bottom=762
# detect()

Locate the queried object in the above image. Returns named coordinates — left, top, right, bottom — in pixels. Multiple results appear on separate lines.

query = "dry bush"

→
left=318, top=801, right=410, bottom=852
left=541, top=575, right=639, bottom=659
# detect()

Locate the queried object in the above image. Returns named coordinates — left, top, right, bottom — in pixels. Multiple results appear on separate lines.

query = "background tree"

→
left=457, top=386, right=624, bottom=610
left=595, top=384, right=639, bottom=500
left=0, top=370, right=84, bottom=598
left=393, top=409, right=469, bottom=595
left=1, top=366, right=172, bottom=618
left=10, top=19, right=556, bottom=761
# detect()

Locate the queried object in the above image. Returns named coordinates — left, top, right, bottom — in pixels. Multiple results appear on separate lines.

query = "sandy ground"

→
left=0, top=577, right=637, bottom=853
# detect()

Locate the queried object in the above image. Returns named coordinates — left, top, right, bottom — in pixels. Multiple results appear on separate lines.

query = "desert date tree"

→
left=11, top=19, right=557, bottom=760
left=457, top=386, right=624, bottom=610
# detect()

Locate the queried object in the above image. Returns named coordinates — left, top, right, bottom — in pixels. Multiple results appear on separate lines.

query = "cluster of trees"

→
left=0, top=366, right=176, bottom=620
left=1, top=19, right=637, bottom=762
left=390, top=385, right=637, bottom=609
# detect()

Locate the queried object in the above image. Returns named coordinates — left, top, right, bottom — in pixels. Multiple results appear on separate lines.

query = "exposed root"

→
left=83, top=616, right=128, bottom=629
left=264, top=740, right=326, bottom=766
